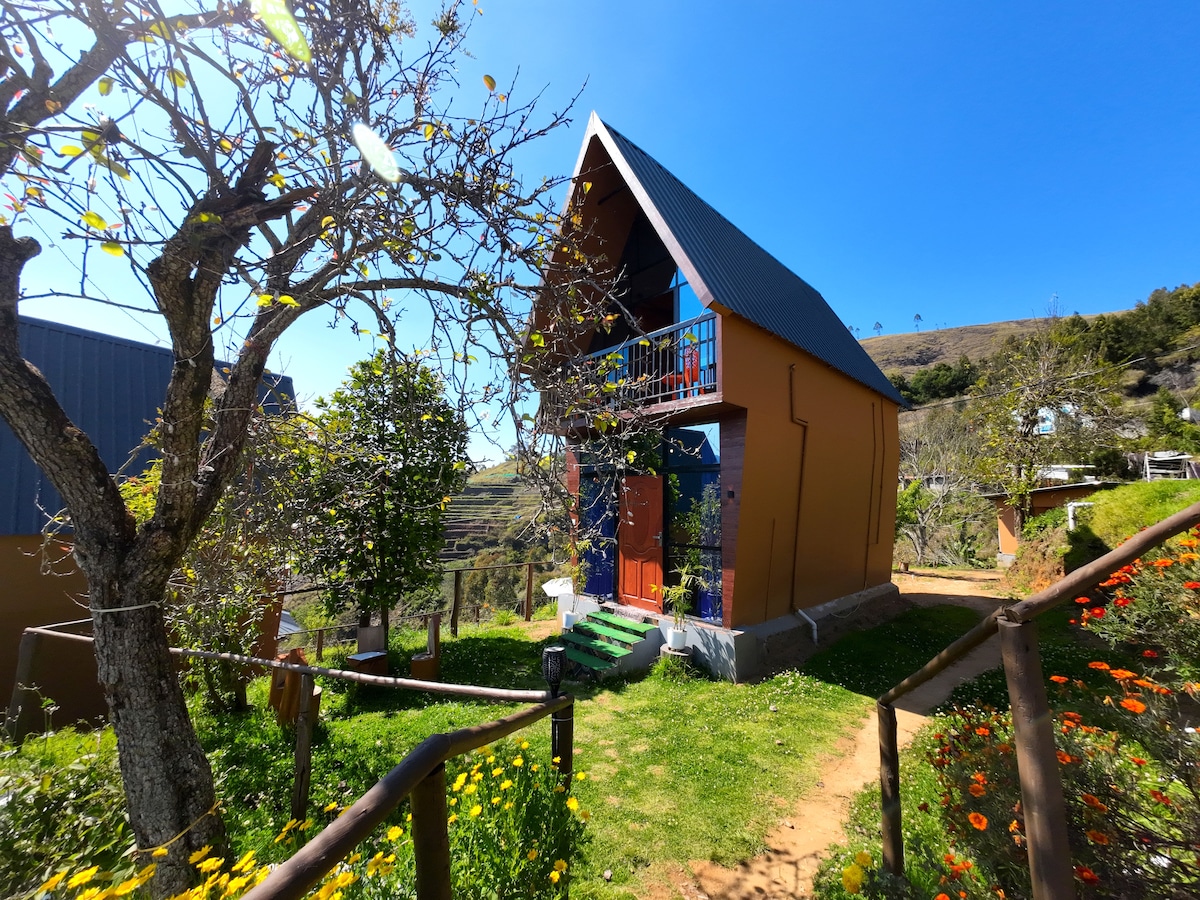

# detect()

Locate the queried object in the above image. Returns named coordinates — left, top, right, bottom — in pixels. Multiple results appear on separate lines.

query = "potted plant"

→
left=659, top=565, right=702, bottom=651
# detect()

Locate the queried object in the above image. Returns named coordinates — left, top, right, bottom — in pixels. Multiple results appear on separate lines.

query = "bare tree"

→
left=0, top=1, right=615, bottom=891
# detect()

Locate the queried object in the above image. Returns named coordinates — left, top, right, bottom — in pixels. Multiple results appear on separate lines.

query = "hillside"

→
left=440, top=462, right=543, bottom=562
left=858, top=318, right=1047, bottom=376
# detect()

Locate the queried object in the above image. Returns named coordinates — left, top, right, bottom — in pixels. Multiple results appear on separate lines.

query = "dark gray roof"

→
left=594, top=117, right=906, bottom=406
left=0, top=317, right=295, bottom=536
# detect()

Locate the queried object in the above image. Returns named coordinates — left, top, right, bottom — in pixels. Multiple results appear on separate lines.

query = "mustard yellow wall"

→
left=719, top=316, right=899, bottom=625
left=0, top=535, right=107, bottom=728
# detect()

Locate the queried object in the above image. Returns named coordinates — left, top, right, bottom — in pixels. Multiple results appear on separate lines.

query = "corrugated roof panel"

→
left=595, top=118, right=906, bottom=406
left=1, top=318, right=297, bottom=536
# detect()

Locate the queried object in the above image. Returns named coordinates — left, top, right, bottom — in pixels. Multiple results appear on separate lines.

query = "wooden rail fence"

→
left=876, top=499, right=1200, bottom=900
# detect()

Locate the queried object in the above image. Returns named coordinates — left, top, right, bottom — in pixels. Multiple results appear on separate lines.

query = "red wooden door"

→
left=619, top=476, right=664, bottom=611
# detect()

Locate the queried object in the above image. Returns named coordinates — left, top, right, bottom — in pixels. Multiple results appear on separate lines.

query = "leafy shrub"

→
left=1020, top=506, right=1066, bottom=541
left=0, top=728, right=135, bottom=897
left=33, top=741, right=587, bottom=900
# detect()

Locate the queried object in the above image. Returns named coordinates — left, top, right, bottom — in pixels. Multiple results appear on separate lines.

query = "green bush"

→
left=0, top=728, right=135, bottom=897
left=1084, top=481, right=1200, bottom=550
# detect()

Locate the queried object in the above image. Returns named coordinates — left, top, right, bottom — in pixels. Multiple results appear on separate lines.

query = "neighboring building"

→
left=535, top=114, right=905, bottom=679
left=985, top=482, right=1118, bottom=565
left=1, top=316, right=294, bottom=727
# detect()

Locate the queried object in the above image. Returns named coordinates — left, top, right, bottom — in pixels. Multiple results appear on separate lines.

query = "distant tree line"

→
left=889, top=356, right=980, bottom=405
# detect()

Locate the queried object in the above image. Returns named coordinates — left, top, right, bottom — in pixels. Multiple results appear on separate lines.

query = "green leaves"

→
left=250, top=0, right=312, bottom=63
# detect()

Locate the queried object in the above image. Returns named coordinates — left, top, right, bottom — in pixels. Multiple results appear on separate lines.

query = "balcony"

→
left=585, top=313, right=718, bottom=408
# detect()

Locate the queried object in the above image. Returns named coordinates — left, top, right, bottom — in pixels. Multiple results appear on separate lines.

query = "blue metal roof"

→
left=0, top=317, right=296, bottom=535
left=592, top=116, right=906, bottom=406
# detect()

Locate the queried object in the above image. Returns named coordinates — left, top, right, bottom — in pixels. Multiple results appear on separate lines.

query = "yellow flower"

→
left=500, top=779, right=513, bottom=790
left=566, top=796, right=579, bottom=811
left=197, top=856, right=225, bottom=874
left=347, top=852, right=362, bottom=864
left=513, top=757, right=524, bottom=767
left=447, top=814, right=458, bottom=825
left=492, top=767, right=504, bottom=777
left=386, top=826, right=403, bottom=841
left=298, top=818, right=313, bottom=831
left=231, top=851, right=256, bottom=874
left=531, top=764, right=540, bottom=772
left=579, top=809, right=591, bottom=821
left=471, top=772, right=484, bottom=783
left=554, top=859, right=568, bottom=872
left=67, top=867, right=100, bottom=889
left=487, top=755, right=496, bottom=764
left=449, top=798, right=458, bottom=806
left=464, top=784, right=478, bottom=795
left=548, top=871, right=561, bottom=884
left=520, top=741, right=530, bottom=750
left=470, top=805, right=483, bottom=817
left=528, top=849, right=539, bottom=861
left=37, top=872, right=67, bottom=893
left=854, top=850, right=872, bottom=868
left=151, top=848, right=169, bottom=858
left=504, top=801, right=514, bottom=810
left=841, top=863, right=864, bottom=894
left=553, top=784, right=566, bottom=793
left=491, top=797, right=501, bottom=806
left=552, top=756, right=562, bottom=764
left=575, top=771, right=587, bottom=781
left=323, top=801, right=339, bottom=812
left=452, top=774, right=468, bottom=792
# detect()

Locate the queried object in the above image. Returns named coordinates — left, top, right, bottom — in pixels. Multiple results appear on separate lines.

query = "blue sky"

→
left=19, top=1, right=1200, bottom=460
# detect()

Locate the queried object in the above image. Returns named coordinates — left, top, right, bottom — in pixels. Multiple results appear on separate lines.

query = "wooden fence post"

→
left=5, top=629, right=42, bottom=742
left=525, top=563, right=535, bottom=621
left=291, top=674, right=315, bottom=821
left=877, top=700, right=904, bottom=876
left=411, top=763, right=452, bottom=900
left=998, top=619, right=1076, bottom=900
left=552, top=699, right=574, bottom=782
left=451, top=570, right=462, bottom=637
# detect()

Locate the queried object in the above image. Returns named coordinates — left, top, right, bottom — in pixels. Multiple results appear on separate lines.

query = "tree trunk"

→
left=90, top=575, right=226, bottom=896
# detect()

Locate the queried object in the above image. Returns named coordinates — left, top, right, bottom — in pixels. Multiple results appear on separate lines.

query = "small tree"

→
left=293, top=350, right=468, bottom=636
left=970, top=320, right=1125, bottom=533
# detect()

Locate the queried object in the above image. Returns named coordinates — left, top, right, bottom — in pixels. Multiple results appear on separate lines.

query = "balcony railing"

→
left=585, top=313, right=717, bottom=408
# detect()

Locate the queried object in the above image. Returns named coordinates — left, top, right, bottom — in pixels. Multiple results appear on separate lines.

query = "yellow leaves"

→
left=58, top=144, right=85, bottom=157
left=266, top=173, right=286, bottom=189
left=257, top=294, right=275, bottom=307
left=81, top=210, right=107, bottom=230
left=101, top=241, right=124, bottom=257
left=530, top=332, right=545, bottom=348
left=218, top=138, right=234, bottom=153
left=98, top=76, right=114, bottom=96
left=277, top=295, right=299, bottom=307
left=483, top=74, right=496, bottom=92
left=168, top=69, right=188, bottom=89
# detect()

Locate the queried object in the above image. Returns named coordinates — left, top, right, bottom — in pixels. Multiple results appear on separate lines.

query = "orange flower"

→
left=1050, top=675, right=1069, bottom=683
left=1185, top=581, right=1200, bottom=590
left=968, top=812, right=988, bottom=831
left=1120, top=697, right=1147, bottom=714
left=1088, top=661, right=1110, bottom=670
left=1151, top=558, right=1174, bottom=567
left=1150, top=789, right=1172, bottom=806
left=1075, top=866, right=1100, bottom=885
left=1114, top=596, right=1131, bottom=607
left=1142, top=649, right=1159, bottom=658
left=936, top=894, right=951, bottom=900
left=1062, top=711, right=1083, bottom=722
left=1130, top=756, right=1147, bottom=766
left=1056, top=750, right=1077, bottom=764
left=969, top=783, right=986, bottom=797
left=1109, top=669, right=1136, bottom=680
left=1090, top=607, right=1106, bottom=619
left=1081, top=793, right=1109, bottom=812
left=1074, top=596, right=1091, bottom=604
left=1086, top=830, right=1110, bottom=845
left=971, top=772, right=988, bottom=784
left=974, top=726, right=990, bottom=736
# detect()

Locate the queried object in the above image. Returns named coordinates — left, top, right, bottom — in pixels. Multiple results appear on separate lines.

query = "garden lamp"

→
left=542, top=646, right=565, bottom=697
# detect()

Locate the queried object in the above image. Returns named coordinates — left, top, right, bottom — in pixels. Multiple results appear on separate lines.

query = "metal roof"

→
left=0, top=316, right=296, bottom=536
left=588, top=114, right=906, bottom=406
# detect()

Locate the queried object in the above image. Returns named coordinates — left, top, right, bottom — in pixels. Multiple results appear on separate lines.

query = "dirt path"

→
left=665, top=570, right=1009, bottom=900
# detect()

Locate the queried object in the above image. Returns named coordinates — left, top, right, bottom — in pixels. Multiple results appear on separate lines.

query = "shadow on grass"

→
left=799, top=605, right=983, bottom=697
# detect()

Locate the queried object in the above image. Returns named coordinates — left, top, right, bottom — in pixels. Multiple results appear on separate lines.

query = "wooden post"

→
left=525, top=562, right=535, bottom=621
left=451, top=570, right=462, bottom=637
left=999, top=619, right=1076, bottom=900
left=291, top=674, right=315, bottom=821
left=552, top=699, right=574, bottom=781
left=5, top=629, right=42, bottom=742
left=315, top=629, right=324, bottom=662
left=877, top=701, right=903, bottom=876
left=411, top=763, right=452, bottom=900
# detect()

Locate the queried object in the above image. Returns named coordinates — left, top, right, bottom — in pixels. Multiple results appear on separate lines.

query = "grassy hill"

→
left=441, top=461, right=543, bottom=563
left=859, top=318, right=1051, bottom=376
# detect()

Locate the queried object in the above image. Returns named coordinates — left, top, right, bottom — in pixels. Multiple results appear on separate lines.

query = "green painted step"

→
left=561, top=631, right=632, bottom=658
left=587, top=611, right=657, bottom=636
left=564, top=647, right=616, bottom=671
left=573, top=621, right=639, bottom=646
